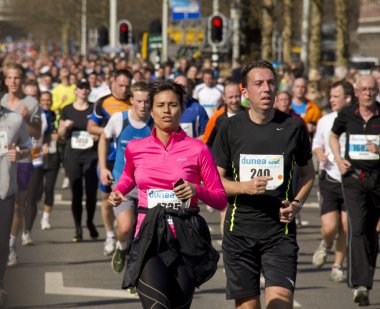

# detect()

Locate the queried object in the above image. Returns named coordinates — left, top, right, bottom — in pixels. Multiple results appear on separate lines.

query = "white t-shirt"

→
left=312, top=111, right=346, bottom=182
left=193, top=83, right=224, bottom=118
left=104, top=110, right=147, bottom=139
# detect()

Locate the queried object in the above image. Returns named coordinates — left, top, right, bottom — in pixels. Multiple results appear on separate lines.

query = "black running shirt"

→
left=212, top=110, right=312, bottom=238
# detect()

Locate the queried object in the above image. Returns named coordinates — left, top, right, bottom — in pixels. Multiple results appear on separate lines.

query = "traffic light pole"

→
left=110, top=0, right=117, bottom=48
left=212, top=0, right=219, bottom=66
left=162, top=0, right=169, bottom=63
left=80, top=0, right=87, bottom=56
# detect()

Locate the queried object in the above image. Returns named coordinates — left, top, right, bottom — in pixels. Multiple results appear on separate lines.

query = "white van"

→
left=350, top=56, right=379, bottom=75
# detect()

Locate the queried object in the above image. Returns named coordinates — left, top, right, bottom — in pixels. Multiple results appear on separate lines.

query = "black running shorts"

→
left=223, top=229, right=299, bottom=300
left=319, top=170, right=345, bottom=216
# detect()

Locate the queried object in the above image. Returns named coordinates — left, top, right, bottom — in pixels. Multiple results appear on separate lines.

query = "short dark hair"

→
left=149, top=80, right=186, bottom=111
left=330, top=80, right=355, bottom=99
left=241, top=59, right=276, bottom=88
left=112, top=69, right=132, bottom=81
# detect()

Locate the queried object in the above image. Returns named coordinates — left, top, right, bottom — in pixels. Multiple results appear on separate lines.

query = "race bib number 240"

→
left=239, top=154, right=284, bottom=190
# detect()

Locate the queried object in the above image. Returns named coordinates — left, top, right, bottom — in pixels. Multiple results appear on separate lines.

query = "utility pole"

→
left=162, top=0, right=169, bottom=63
left=80, top=0, right=87, bottom=56
left=110, top=0, right=117, bottom=48
left=301, top=0, right=310, bottom=75
left=231, top=0, right=241, bottom=66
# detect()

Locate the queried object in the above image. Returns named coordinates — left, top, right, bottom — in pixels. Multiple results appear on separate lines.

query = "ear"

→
left=242, top=87, right=249, bottom=99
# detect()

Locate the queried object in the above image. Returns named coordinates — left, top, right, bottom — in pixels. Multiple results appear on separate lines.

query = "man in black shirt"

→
left=330, top=75, right=380, bottom=307
left=212, top=60, right=315, bottom=309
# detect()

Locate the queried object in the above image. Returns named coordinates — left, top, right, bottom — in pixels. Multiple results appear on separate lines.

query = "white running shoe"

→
left=61, top=177, right=70, bottom=189
left=41, top=217, right=51, bottom=230
left=21, top=232, right=33, bottom=246
left=7, top=247, right=18, bottom=266
left=312, top=240, right=328, bottom=268
left=331, top=265, right=346, bottom=283
left=103, top=237, right=116, bottom=256
left=353, top=286, right=369, bottom=306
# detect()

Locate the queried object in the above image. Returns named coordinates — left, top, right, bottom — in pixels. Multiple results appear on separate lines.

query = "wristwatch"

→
left=291, top=199, right=303, bottom=210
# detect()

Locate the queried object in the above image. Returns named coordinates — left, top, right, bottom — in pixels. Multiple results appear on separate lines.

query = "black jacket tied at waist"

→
left=122, top=206, right=220, bottom=289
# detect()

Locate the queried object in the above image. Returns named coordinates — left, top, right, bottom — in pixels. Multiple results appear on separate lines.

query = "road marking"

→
left=45, top=272, right=138, bottom=299
left=260, top=276, right=301, bottom=307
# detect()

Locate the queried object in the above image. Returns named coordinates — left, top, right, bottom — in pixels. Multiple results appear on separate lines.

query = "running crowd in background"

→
left=0, top=40, right=379, bottom=308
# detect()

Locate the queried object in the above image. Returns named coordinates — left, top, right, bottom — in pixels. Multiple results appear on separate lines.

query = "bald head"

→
left=356, top=75, right=378, bottom=108
left=292, top=77, right=307, bottom=101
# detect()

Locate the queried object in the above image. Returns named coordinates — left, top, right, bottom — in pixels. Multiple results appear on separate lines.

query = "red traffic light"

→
left=212, top=17, right=222, bottom=28
left=120, top=24, right=128, bottom=32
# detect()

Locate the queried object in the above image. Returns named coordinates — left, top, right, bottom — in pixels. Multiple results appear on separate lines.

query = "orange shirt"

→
left=202, top=106, right=226, bottom=144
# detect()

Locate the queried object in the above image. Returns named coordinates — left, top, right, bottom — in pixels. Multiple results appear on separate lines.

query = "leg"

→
left=0, top=195, right=15, bottom=287
left=236, top=297, right=261, bottom=309
left=41, top=167, right=59, bottom=229
left=265, top=286, right=293, bottom=309
left=320, top=211, right=340, bottom=248
left=83, top=159, right=99, bottom=239
left=334, top=210, right=347, bottom=268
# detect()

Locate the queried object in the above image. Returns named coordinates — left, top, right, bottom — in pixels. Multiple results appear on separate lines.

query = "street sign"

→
left=171, top=0, right=201, bottom=21
left=148, top=34, right=163, bottom=49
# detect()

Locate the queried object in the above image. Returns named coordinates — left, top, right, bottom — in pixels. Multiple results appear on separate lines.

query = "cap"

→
left=76, top=78, right=90, bottom=89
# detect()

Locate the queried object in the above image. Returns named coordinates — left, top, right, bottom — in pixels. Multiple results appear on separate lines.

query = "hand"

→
left=108, top=190, right=127, bottom=207
left=366, top=140, right=379, bottom=154
left=64, top=120, right=74, bottom=129
left=241, top=176, right=273, bottom=195
left=316, top=152, right=328, bottom=165
left=42, top=143, right=49, bottom=156
left=172, top=180, right=196, bottom=201
left=7, top=143, right=19, bottom=162
left=100, top=168, right=113, bottom=186
left=20, top=106, right=29, bottom=119
left=336, top=157, right=351, bottom=175
left=91, top=134, right=99, bottom=142
left=279, top=200, right=298, bottom=223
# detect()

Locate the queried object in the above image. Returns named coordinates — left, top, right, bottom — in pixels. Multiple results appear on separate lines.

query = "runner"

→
left=213, top=60, right=315, bottom=309
left=311, top=80, right=355, bottom=283
left=0, top=103, right=32, bottom=307
left=87, top=69, right=132, bottom=256
left=58, top=79, right=98, bottom=242
left=98, top=81, right=152, bottom=273
left=330, top=75, right=380, bottom=306
left=108, top=80, right=227, bottom=308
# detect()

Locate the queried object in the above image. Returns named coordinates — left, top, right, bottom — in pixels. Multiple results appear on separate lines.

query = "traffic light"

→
left=119, top=22, right=130, bottom=45
left=208, top=14, right=226, bottom=46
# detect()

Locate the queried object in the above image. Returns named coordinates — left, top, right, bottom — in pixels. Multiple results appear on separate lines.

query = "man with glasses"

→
left=330, top=75, right=380, bottom=306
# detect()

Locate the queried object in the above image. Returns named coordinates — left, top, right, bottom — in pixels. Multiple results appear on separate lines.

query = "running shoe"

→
left=104, top=237, right=116, bottom=256
left=7, top=247, right=18, bottom=266
left=87, top=221, right=99, bottom=239
left=312, top=240, right=328, bottom=268
left=111, top=248, right=127, bottom=273
left=72, top=228, right=83, bottom=243
left=41, top=217, right=51, bottom=230
left=21, top=232, right=33, bottom=246
left=353, top=286, right=369, bottom=306
left=331, top=265, right=346, bottom=283
left=61, top=177, right=69, bottom=189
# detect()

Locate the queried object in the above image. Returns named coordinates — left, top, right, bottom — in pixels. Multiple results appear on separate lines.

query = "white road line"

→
left=260, top=276, right=301, bottom=307
left=45, top=272, right=138, bottom=299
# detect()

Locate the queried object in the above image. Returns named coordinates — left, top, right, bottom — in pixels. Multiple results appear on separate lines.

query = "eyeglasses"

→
left=358, top=87, right=377, bottom=93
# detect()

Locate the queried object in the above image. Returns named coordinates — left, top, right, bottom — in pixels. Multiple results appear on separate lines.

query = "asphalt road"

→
left=3, top=172, right=380, bottom=309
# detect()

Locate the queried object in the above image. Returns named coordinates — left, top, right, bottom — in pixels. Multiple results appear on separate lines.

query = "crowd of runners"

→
left=0, top=42, right=379, bottom=308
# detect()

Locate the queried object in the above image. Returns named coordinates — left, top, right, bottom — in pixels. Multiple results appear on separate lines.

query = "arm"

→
left=312, top=119, right=328, bottom=164
left=113, top=144, right=136, bottom=196
left=330, top=132, right=351, bottom=174
left=87, top=119, right=104, bottom=136
left=98, top=133, right=113, bottom=185
left=279, top=160, right=315, bottom=223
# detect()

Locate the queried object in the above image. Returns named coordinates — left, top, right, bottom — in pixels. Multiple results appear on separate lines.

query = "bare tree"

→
left=261, top=0, right=274, bottom=61
left=308, top=0, right=323, bottom=73
left=335, top=0, right=349, bottom=67
left=282, top=0, right=292, bottom=64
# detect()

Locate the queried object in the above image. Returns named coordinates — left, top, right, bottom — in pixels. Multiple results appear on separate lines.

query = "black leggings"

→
left=137, top=256, right=195, bottom=309
left=38, top=167, right=59, bottom=206
left=64, top=157, right=98, bottom=229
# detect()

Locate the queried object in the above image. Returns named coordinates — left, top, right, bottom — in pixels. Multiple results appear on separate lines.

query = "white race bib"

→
left=180, top=123, right=193, bottom=137
left=239, top=154, right=284, bottom=190
left=71, top=131, right=94, bottom=150
left=0, top=131, right=8, bottom=156
left=147, top=189, right=190, bottom=209
left=349, top=134, right=379, bottom=160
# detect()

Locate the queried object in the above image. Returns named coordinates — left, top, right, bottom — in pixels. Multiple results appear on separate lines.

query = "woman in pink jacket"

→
left=109, top=80, right=227, bottom=309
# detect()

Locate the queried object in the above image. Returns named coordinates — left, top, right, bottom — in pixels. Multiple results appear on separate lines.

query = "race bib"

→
left=71, top=131, right=94, bottom=150
left=239, top=154, right=284, bottom=190
left=147, top=189, right=190, bottom=209
left=0, top=131, right=8, bottom=156
left=349, top=134, right=379, bottom=160
left=180, top=123, right=193, bottom=137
